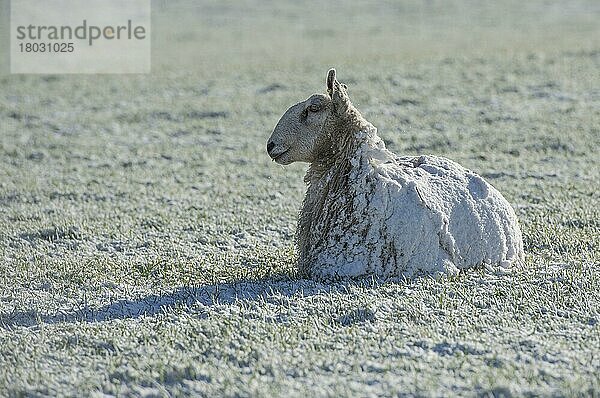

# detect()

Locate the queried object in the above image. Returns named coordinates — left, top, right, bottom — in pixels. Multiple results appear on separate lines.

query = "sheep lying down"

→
left=266, top=69, right=524, bottom=279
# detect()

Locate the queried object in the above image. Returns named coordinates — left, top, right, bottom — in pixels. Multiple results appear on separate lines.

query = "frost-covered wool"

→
left=301, top=130, right=523, bottom=278
left=267, top=69, right=524, bottom=279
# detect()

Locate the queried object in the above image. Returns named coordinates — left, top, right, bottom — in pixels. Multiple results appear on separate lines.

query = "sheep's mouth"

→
left=271, top=150, right=289, bottom=162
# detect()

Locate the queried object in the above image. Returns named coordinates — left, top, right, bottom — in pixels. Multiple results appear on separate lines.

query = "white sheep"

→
left=266, top=69, right=524, bottom=279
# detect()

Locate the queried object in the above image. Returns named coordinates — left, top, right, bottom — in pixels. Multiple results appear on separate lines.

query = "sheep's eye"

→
left=308, top=104, right=320, bottom=112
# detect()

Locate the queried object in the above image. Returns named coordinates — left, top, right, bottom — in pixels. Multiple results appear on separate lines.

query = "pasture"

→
left=0, top=1, right=599, bottom=396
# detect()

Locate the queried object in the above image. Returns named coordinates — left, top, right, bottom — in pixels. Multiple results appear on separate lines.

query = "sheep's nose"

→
left=267, top=141, right=275, bottom=155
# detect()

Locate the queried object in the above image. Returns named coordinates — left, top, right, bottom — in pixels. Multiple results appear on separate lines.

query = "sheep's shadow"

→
left=0, top=276, right=372, bottom=328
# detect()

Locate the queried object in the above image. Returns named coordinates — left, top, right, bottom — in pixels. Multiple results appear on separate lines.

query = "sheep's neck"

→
left=298, top=116, right=380, bottom=272
left=310, top=109, right=376, bottom=176
left=307, top=105, right=379, bottom=186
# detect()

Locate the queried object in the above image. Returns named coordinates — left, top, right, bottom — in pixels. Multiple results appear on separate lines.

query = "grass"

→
left=0, top=0, right=599, bottom=396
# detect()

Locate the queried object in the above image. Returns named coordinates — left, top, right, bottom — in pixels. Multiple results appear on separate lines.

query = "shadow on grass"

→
left=0, top=276, right=380, bottom=328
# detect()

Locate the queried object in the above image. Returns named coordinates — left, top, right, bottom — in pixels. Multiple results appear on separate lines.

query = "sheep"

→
left=266, top=69, right=524, bottom=279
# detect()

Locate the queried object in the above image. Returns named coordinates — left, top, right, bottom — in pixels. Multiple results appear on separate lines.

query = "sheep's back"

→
left=306, top=151, right=523, bottom=279
left=376, top=154, right=524, bottom=273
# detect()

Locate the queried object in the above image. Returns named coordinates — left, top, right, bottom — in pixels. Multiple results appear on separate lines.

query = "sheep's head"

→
left=267, top=69, right=352, bottom=165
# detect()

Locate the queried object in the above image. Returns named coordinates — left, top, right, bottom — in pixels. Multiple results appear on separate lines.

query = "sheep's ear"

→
left=327, top=68, right=336, bottom=96
left=327, top=68, right=350, bottom=113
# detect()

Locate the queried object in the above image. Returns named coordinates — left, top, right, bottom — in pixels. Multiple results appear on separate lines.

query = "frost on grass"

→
left=267, top=69, right=524, bottom=279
